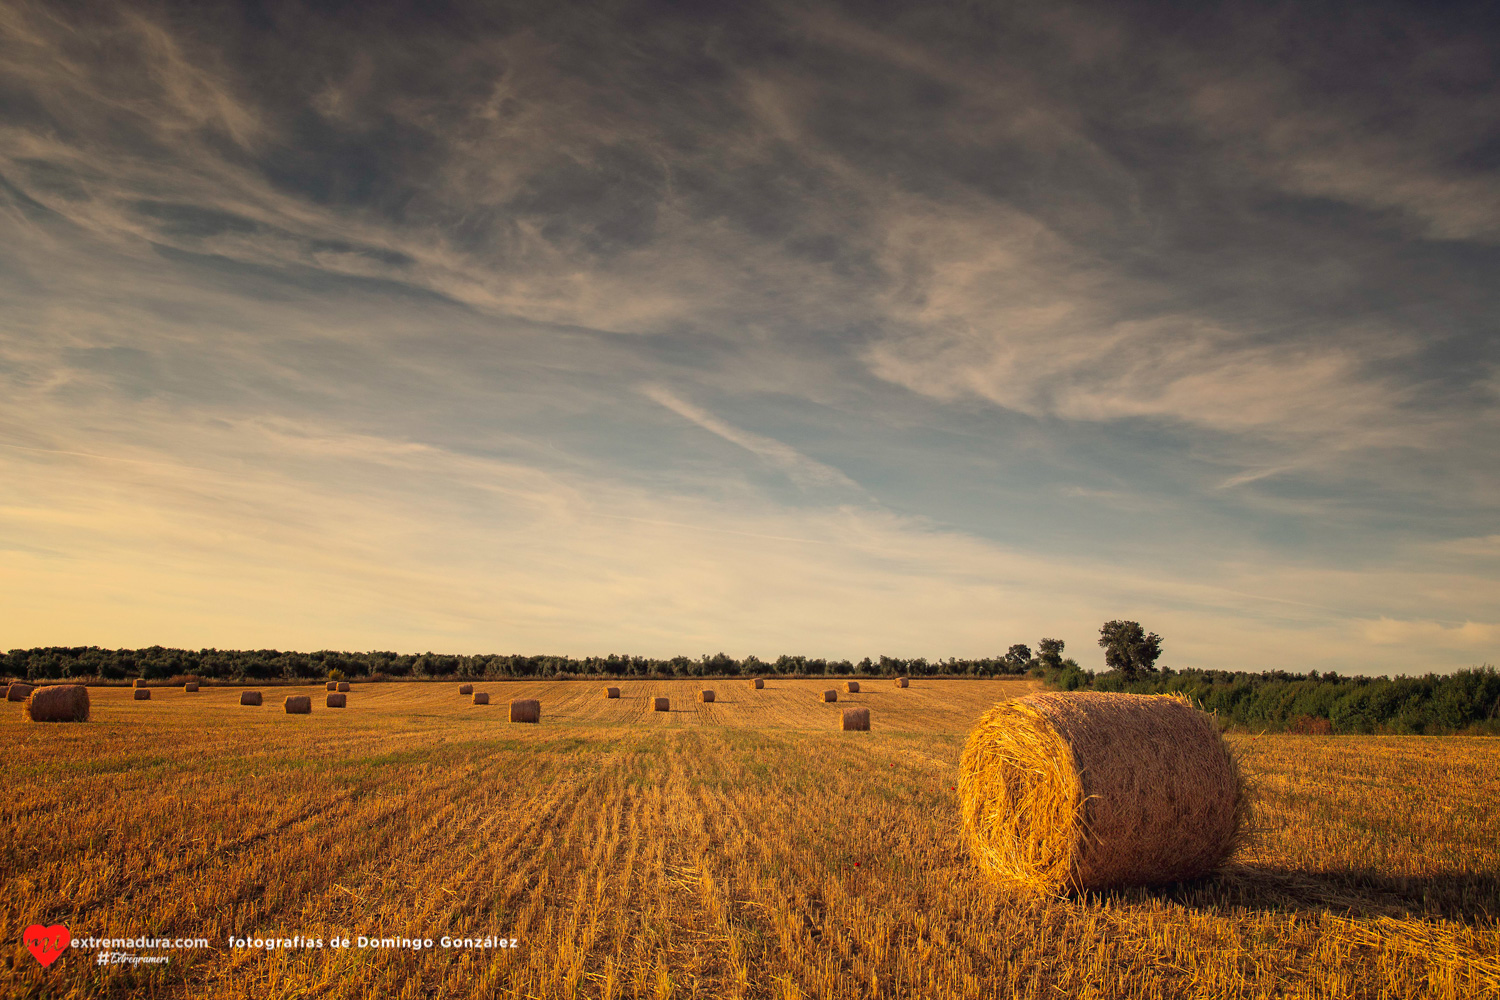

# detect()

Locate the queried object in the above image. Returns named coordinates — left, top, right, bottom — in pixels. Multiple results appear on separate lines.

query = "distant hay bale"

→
left=822, top=690, right=837, bottom=703
left=132, top=678, right=146, bottom=689
left=753, top=678, right=764, bottom=689
left=326, top=681, right=338, bottom=691
left=841, top=707, right=870, bottom=731
left=510, top=698, right=540, bottom=723
left=459, top=684, right=473, bottom=695
left=473, top=692, right=490, bottom=705
left=7, top=682, right=35, bottom=702
left=604, top=687, right=620, bottom=699
left=895, top=676, right=909, bottom=688
left=326, top=693, right=347, bottom=708
left=240, top=691, right=262, bottom=706
left=337, top=681, right=350, bottom=692
left=654, top=697, right=670, bottom=712
left=184, top=682, right=199, bottom=693
left=699, top=689, right=715, bottom=703
left=284, top=695, right=312, bottom=714
left=844, top=681, right=860, bottom=693
left=24, top=684, right=89, bottom=722
left=134, top=688, right=151, bottom=701
left=959, top=692, right=1246, bottom=893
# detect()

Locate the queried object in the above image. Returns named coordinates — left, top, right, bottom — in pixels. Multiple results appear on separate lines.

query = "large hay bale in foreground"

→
left=959, top=692, right=1245, bottom=893
left=284, top=695, right=311, bottom=714
left=510, top=698, right=540, bottom=723
left=24, top=685, right=90, bottom=722
left=240, top=691, right=262, bottom=706
left=7, top=682, right=35, bottom=702
left=753, top=678, right=764, bottom=689
left=337, top=681, right=350, bottom=692
left=473, top=692, right=490, bottom=705
left=184, top=682, right=199, bottom=693
left=895, top=676, right=909, bottom=688
left=844, top=681, right=860, bottom=693
left=327, top=693, right=347, bottom=708
left=604, top=687, right=620, bottom=699
left=134, top=688, right=151, bottom=701
left=841, top=707, right=870, bottom=731
left=699, top=689, right=715, bottom=703
left=821, top=690, right=837, bottom=703
left=459, top=684, right=473, bottom=695
left=326, top=681, right=338, bottom=691
left=653, top=697, right=670, bottom=712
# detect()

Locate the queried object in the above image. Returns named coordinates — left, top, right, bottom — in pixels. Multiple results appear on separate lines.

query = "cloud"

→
left=640, top=384, right=861, bottom=492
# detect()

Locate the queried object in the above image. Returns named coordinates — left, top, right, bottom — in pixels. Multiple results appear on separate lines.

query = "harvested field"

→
left=1, top=678, right=1496, bottom=1000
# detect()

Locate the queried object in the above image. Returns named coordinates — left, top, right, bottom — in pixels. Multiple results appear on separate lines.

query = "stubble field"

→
left=2, top=678, right=1498, bottom=999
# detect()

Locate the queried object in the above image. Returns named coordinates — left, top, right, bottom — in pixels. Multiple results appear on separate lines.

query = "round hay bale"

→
left=326, top=693, right=347, bottom=708
left=326, top=681, right=338, bottom=691
left=473, top=692, right=490, bottom=705
left=841, top=707, right=870, bottom=731
left=184, top=682, right=199, bottom=693
left=844, top=681, right=860, bottom=693
left=337, top=681, right=350, bottom=692
left=133, top=688, right=151, bottom=701
left=459, top=684, right=474, bottom=695
left=821, top=690, right=838, bottom=703
left=753, top=678, right=764, bottom=689
left=240, top=691, right=262, bottom=706
left=510, top=698, right=540, bottom=723
left=132, top=678, right=146, bottom=689
left=959, top=692, right=1246, bottom=893
left=895, top=676, right=909, bottom=688
left=653, top=697, right=670, bottom=712
left=699, top=689, right=715, bottom=703
left=24, top=684, right=90, bottom=722
left=6, top=682, right=35, bottom=702
left=284, top=695, right=312, bottom=714
left=604, top=687, right=620, bottom=699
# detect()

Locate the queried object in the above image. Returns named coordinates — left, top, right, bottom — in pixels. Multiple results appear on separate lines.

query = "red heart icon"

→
left=24, top=924, right=70, bottom=967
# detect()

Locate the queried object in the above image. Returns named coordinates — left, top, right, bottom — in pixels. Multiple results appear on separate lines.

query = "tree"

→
left=1037, top=638, right=1065, bottom=670
left=1004, top=644, right=1033, bottom=672
left=1097, top=621, right=1162, bottom=680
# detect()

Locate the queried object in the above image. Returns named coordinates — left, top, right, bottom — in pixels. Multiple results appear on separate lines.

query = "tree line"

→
left=0, top=646, right=1033, bottom=683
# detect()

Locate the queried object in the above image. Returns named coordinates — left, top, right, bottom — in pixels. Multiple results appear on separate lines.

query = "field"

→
left=3, top=678, right=1498, bottom=999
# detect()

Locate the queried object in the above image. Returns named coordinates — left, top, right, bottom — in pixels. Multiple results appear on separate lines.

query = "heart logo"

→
left=24, top=924, right=70, bottom=967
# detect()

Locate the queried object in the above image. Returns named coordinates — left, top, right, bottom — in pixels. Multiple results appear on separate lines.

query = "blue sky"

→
left=2, top=0, right=1498, bottom=673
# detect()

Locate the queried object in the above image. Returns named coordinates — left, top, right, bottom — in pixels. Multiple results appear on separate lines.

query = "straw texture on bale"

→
left=337, top=681, right=350, bottom=692
left=326, top=681, right=338, bottom=691
left=841, top=707, right=870, bottom=731
left=654, top=697, right=670, bottom=712
left=184, top=682, right=199, bottom=692
left=473, top=692, right=490, bottom=705
left=895, top=676, right=909, bottom=688
left=459, top=684, right=473, bottom=695
left=134, top=688, right=151, bottom=701
left=132, top=678, right=146, bottom=688
left=753, top=678, right=764, bottom=689
left=844, top=681, right=860, bottom=693
left=821, top=690, right=837, bottom=703
left=699, top=689, right=715, bottom=703
left=6, top=682, right=35, bottom=702
left=284, top=695, right=311, bottom=714
left=604, top=687, right=620, bottom=699
left=326, top=693, right=347, bottom=708
left=959, top=692, right=1246, bottom=893
left=24, top=685, right=90, bottom=722
left=240, top=691, right=262, bottom=706
left=510, top=698, right=540, bottom=723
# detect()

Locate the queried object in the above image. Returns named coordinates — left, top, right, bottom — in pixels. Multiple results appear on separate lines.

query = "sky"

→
left=2, top=0, right=1498, bottom=674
